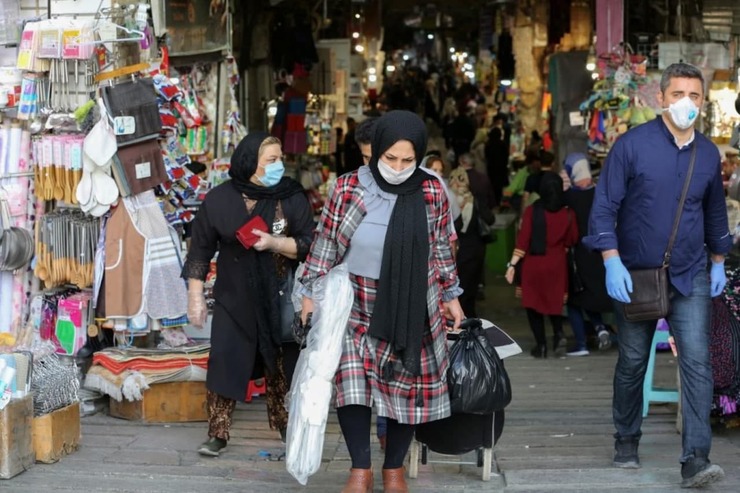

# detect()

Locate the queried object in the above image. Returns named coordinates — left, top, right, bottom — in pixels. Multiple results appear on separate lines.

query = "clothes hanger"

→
left=79, top=22, right=145, bottom=47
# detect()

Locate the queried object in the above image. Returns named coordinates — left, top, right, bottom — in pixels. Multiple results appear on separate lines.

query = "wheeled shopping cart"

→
left=408, top=319, right=520, bottom=481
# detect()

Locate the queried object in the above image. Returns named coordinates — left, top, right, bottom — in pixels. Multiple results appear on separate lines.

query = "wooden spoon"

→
left=53, top=166, right=64, bottom=201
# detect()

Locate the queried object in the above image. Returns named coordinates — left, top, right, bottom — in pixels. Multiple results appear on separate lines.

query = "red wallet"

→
left=236, top=215, right=269, bottom=249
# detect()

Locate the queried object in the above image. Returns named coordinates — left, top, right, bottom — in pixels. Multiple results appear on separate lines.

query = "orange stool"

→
left=246, top=378, right=266, bottom=402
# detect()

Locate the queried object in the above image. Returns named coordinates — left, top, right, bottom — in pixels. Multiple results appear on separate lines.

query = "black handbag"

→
left=278, top=273, right=297, bottom=343
left=475, top=199, right=496, bottom=244
left=623, top=143, right=697, bottom=322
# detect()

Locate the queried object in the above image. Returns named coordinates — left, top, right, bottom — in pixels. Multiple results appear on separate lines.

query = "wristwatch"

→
left=506, top=261, right=516, bottom=269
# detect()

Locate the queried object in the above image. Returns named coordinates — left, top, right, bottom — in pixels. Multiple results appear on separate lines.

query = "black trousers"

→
left=525, top=308, right=564, bottom=348
left=336, top=405, right=415, bottom=469
left=457, top=237, right=486, bottom=318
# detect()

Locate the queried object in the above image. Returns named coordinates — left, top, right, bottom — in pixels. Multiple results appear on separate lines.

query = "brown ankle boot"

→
left=341, top=468, right=373, bottom=493
left=382, top=467, right=408, bottom=493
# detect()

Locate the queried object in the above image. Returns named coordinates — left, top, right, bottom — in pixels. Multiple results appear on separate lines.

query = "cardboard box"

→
left=0, top=396, right=35, bottom=479
left=109, top=381, right=207, bottom=423
left=32, top=402, right=81, bottom=464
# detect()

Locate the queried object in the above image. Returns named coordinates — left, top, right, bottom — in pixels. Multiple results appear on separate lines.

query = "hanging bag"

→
left=623, top=144, right=696, bottom=322
left=447, top=319, right=511, bottom=414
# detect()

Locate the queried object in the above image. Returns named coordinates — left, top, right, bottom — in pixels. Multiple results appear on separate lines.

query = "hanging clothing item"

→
left=100, top=78, right=162, bottom=147
left=104, top=202, right=146, bottom=318
left=111, top=139, right=168, bottom=197
left=123, top=191, right=188, bottom=320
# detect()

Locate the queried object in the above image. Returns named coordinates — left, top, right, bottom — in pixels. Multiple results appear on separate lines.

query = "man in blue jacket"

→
left=584, top=63, right=731, bottom=488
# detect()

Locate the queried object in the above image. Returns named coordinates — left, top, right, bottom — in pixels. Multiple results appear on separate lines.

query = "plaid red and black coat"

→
left=299, top=170, right=462, bottom=424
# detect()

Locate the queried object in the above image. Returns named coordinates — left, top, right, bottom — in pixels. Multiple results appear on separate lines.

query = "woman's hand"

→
left=443, top=298, right=464, bottom=330
left=251, top=229, right=276, bottom=252
left=505, top=265, right=515, bottom=284
left=300, top=296, right=314, bottom=324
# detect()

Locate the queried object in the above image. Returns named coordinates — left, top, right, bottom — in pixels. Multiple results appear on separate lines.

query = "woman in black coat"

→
left=562, top=153, right=612, bottom=356
left=183, top=132, right=314, bottom=456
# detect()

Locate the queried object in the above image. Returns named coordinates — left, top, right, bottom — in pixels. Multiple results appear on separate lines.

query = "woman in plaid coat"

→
left=299, top=111, right=464, bottom=492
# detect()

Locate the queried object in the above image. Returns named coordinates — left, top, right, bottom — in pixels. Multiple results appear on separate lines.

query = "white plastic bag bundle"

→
left=286, top=264, right=353, bottom=485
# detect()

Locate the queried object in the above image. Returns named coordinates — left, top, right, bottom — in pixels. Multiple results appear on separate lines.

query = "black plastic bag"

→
left=447, top=321, right=511, bottom=414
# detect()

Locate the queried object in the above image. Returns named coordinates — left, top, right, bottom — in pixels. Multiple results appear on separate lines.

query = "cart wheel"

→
left=482, top=448, right=493, bottom=482
left=421, top=443, right=428, bottom=465
left=408, top=441, right=419, bottom=479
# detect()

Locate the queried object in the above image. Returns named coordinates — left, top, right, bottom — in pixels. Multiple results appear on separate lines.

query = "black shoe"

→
left=553, top=336, right=568, bottom=357
left=613, top=438, right=640, bottom=469
left=279, top=427, right=287, bottom=444
left=530, top=345, right=547, bottom=358
left=198, top=437, right=227, bottom=457
left=680, top=453, right=724, bottom=488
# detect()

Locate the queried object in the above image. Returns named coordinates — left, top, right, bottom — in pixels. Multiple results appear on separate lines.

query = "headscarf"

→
left=530, top=171, right=564, bottom=256
left=229, top=132, right=305, bottom=373
left=563, top=153, right=592, bottom=190
left=366, top=110, right=432, bottom=377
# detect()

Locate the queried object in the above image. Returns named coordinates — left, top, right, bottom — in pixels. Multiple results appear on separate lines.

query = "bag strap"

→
left=663, top=142, right=698, bottom=267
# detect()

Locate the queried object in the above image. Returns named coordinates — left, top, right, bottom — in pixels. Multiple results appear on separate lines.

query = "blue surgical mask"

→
left=257, top=161, right=285, bottom=187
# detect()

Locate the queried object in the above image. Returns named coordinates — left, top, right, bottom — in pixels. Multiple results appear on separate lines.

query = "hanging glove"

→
left=604, top=256, right=633, bottom=303
left=187, top=290, right=208, bottom=328
left=710, top=260, right=727, bottom=298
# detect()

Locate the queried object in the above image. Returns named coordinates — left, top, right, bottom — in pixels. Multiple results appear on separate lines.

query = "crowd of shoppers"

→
left=180, top=61, right=731, bottom=490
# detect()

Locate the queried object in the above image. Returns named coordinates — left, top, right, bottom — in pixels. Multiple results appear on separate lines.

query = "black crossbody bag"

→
left=623, top=143, right=696, bottom=322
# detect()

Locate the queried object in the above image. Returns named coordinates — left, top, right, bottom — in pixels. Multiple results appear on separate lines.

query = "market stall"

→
left=1, top=0, right=243, bottom=478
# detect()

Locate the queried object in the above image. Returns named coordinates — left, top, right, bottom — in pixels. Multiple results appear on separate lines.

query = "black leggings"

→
left=525, top=308, right=564, bottom=348
left=336, top=405, right=415, bottom=469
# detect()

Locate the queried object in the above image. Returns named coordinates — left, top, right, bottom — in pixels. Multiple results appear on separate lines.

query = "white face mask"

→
left=378, top=159, right=416, bottom=185
left=667, top=96, right=699, bottom=130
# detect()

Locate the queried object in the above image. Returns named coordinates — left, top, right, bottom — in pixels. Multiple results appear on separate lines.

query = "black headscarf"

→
left=366, top=111, right=432, bottom=377
left=530, top=171, right=564, bottom=256
left=230, top=132, right=305, bottom=373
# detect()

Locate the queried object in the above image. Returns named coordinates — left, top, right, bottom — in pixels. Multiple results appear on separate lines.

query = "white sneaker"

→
left=566, top=348, right=589, bottom=357
left=598, top=329, right=612, bottom=350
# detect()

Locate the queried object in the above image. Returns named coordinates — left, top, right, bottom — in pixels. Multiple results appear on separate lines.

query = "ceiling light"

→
left=500, top=79, right=512, bottom=86
left=427, top=34, right=434, bottom=40
left=386, top=65, right=396, bottom=72
left=352, top=32, right=360, bottom=39
left=368, top=67, right=376, bottom=75
left=355, top=13, right=360, bottom=19
left=449, top=47, right=455, bottom=53
left=462, top=52, right=468, bottom=58
left=369, top=74, right=377, bottom=83
left=355, top=45, right=365, bottom=53
left=403, top=54, right=409, bottom=61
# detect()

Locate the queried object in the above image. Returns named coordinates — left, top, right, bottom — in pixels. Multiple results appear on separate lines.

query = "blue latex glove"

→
left=604, top=256, right=633, bottom=303
left=710, top=260, right=727, bottom=297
